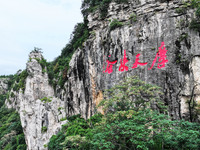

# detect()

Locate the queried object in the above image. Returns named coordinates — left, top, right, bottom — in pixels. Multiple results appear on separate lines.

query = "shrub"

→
left=58, top=107, right=63, bottom=111
left=190, top=19, right=200, bottom=32
left=34, top=57, right=48, bottom=74
left=129, top=12, right=137, bottom=23
left=109, top=19, right=123, bottom=31
left=48, top=131, right=65, bottom=150
left=16, top=144, right=27, bottom=150
left=82, top=0, right=129, bottom=19
left=31, top=47, right=42, bottom=53
left=18, top=70, right=28, bottom=92
left=40, top=97, right=52, bottom=103
left=60, top=117, right=67, bottom=121
left=189, top=0, right=200, bottom=32
left=48, top=114, right=103, bottom=150
left=99, top=76, right=165, bottom=113
left=11, top=92, right=15, bottom=98
left=175, top=7, right=187, bottom=14
left=41, top=126, right=47, bottom=133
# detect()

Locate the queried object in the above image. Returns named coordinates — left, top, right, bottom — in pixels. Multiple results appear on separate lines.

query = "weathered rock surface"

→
left=6, top=52, right=67, bottom=150
left=0, top=78, right=8, bottom=95
left=61, top=0, right=200, bottom=121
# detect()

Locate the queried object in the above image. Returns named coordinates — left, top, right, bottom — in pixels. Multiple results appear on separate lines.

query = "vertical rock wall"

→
left=0, top=78, right=8, bottom=95
left=6, top=52, right=67, bottom=150
left=62, top=0, right=200, bottom=121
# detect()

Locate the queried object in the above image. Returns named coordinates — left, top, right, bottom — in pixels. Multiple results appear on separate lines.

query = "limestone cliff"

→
left=5, top=0, right=200, bottom=149
left=6, top=52, right=67, bottom=150
left=61, top=0, right=200, bottom=121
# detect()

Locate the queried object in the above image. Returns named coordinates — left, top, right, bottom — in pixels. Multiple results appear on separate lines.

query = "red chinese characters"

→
left=103, top=42, right=168, bottom=74
left=148, top=42, right=168, bottom=70
left=103, top=55, right=117, bottom=74
left=132, top=54, right=148, bottom=69
left=119, top=50, right=129, bottom=72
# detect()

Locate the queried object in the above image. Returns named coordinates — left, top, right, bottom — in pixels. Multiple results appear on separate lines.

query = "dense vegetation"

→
left=0, top=92, right=26, bottom=150
left=48, top=76, right=200, bottom=150
left=46, top=22, right=89, bottom=89
left=190, top=0, right=200, bottom=32
left=81, top=0, right=128, bottom=19
left=11, top=70, right=28, bottom=93
left=175, top=0, right=200, bottom=32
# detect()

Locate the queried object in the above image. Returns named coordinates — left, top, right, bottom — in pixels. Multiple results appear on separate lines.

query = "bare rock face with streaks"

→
left=6, top=52, right=67, bottom=150
left=61, top=0, right=200, bottom=121
left=0, top=78, right=8, bottom=95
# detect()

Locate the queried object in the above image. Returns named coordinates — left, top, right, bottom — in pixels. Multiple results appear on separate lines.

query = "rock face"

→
left=61, top=0, right=200, bottom=121
left=5, top=0, right=200, bottom=149
left=6, top=52, right=67, bottom=150
left=0, top=78, right=8, bottom=95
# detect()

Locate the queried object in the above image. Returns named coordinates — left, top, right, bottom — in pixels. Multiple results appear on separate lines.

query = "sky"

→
left=0, top=0, right=83, bottom=75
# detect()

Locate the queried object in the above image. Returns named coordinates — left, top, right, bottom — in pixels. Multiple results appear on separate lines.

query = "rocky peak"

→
left=27, top=51, right=44, bottom=76
left=5, top=51, right=67, bottom=150
left=26, top=52, right=53, bottom=100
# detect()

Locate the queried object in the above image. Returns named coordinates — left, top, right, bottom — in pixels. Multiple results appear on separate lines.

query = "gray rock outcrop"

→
left=6, top=52, right=67, bottom=150
left=61, top=0, right=200, bottom=121
left=0, top=78, right=8, bottom=95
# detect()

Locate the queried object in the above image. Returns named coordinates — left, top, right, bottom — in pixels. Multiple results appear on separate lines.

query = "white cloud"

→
left=0, top=0, right=83, bottom=75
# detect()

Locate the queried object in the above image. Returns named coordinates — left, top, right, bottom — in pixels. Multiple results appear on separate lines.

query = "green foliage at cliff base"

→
left=48, top=111, right=200, bottom=150
left=48, top=76, right=200, bottom=150
left=0, top=94, right=26, bottom=150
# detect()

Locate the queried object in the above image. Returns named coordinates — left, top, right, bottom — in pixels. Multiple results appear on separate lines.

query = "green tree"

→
left=48, top=76, right=200, bottom=150
left=99, top=76, right=165, bottom=113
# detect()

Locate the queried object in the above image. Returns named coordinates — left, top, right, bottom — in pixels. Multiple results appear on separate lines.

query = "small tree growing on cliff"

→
left=31, top=47, right=43, bottom=53
left=99, top=76, right=166, bottom=114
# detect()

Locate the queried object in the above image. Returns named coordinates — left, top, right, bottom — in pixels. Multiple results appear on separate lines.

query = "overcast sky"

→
left=0, top=0, right=83, bottom=75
